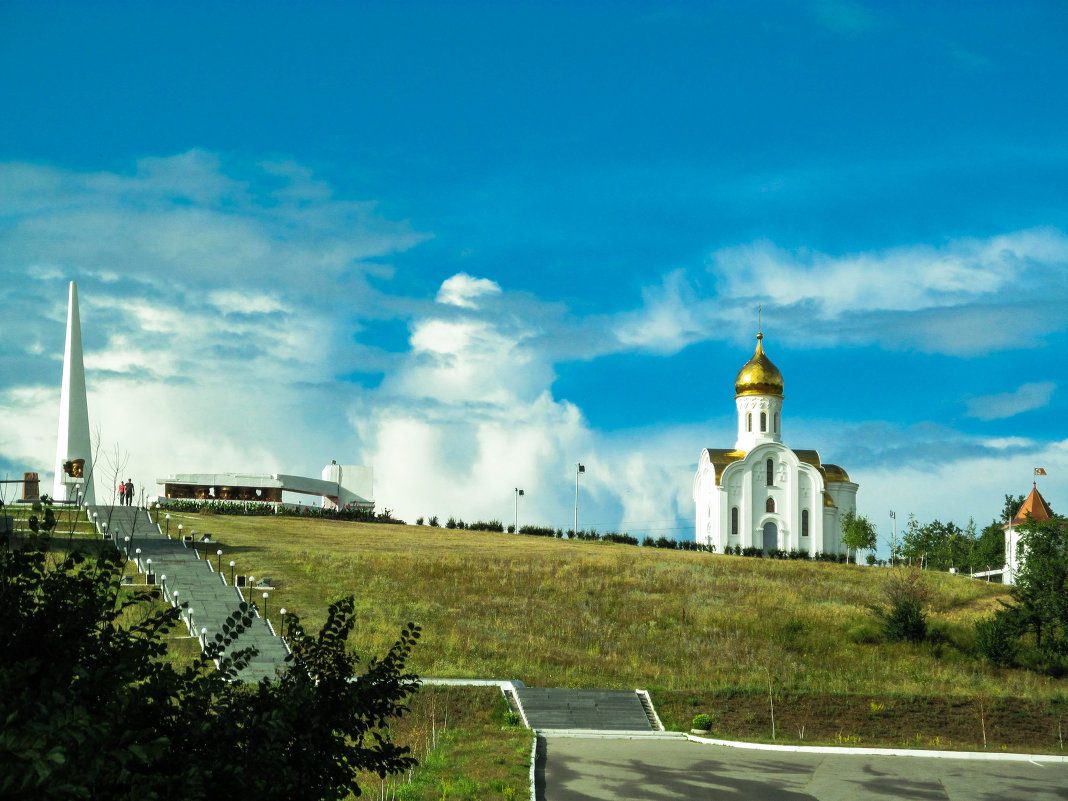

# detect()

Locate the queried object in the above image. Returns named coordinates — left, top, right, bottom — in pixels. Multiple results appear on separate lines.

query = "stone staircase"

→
left=515, top=688, right=659, bottom=731
left=87, top=505, right=289, bottom=683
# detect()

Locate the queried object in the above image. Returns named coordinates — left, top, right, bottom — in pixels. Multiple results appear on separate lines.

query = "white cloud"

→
left=965, top=382, right=1056, bottom=421
left=435, top=273, right=502, bottom=309
left=614, top=228, right=1068, bottom=356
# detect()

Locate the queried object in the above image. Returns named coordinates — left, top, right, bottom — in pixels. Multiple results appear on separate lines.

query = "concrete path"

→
left=537, top=736, right=1068, bottom=800
left=87, top=505, right=289, bottom=683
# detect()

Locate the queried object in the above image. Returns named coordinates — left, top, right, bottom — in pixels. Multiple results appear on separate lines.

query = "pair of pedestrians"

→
left=117, top=478, right=136, bottom=507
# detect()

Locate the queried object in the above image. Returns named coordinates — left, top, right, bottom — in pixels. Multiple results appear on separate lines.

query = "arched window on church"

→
left=774, top=412, right=779, bottom=433
left=766, top=497, right=775, bottom=514
left=802, top=509, right=809, bottom=537
left=746, top=412, right=752, bottom=432
left=766, top=458, right=774, bottom=486
left=731, top=507, right=738, bottom=536
left=760, top=411, right=767, bottom=432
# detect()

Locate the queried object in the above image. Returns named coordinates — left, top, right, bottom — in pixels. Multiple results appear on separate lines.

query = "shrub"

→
left=692, top=713, right=712, bottom=731
left=518, top=525, right=556, bottom=538
left=415, top=517, right=424, bottom=526
left=427, top=515, right=439, bottom=527
left=975, top=614, right=1019, bottom=667
left=507, top=525, right=515, bottom=534
left=877, top=570, right=929, bottom=643
left=445, top=517, right=457, bottom=530
left=866, top=553, right=877, bottom=566
left=468, top=520, right=504, bottom=532
left=603, top=532, right=638, bottom=546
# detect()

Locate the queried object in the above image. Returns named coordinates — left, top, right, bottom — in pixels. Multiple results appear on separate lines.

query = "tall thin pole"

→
left=890, top=510, right=896, bottom=567
left=574, top=463, right=584, bottom=535
left=514, top=488, right=524, bottom=534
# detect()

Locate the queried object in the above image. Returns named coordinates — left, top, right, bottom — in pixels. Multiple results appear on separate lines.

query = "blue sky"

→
left=1, top=1, right=1066, bottom=547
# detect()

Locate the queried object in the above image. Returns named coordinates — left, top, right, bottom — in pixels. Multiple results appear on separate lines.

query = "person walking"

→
left=118, top=480, right=126, bottom=505
left=124, top=478, right=135, bottom=507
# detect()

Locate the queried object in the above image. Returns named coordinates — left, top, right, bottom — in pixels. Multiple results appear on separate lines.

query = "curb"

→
left=538, top=729, right=685, bottom=739
left=685, top=733, right=1068, bottom=762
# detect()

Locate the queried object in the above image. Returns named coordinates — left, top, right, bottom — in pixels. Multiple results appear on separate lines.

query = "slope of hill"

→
left=168, top=512, right=1037, bottom=700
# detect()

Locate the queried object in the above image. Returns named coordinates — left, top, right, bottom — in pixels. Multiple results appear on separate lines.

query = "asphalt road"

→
left=538, top=736, right=1068, bottom=800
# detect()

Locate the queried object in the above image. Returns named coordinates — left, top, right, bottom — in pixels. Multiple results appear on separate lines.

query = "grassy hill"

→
left=167, top=511, right=1037, bottom=698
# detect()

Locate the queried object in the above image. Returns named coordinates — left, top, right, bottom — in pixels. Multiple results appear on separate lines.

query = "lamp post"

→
left=889, top=510, right=897, bottom=567
left=280, top=608, right=286, bottom=639
left=574, top=463, right=585, bottom=536
left=135, top=547, right=141, bottom=570
left=172, top=590, right=179, bottom=607
left=229, top=560, right=235, bottom=585
left=165, top=514, right=170, bottom=537
left=514, top=488, right=524, bottom=534
left=146, top=558, right=152, bottom=584
left=124, top=536, right=131, bottom=557
left=177, top=524, right=183, bottom=541
left=262, top=591, right=269, bottom=620
left=216, top=549, right=223, bottom=573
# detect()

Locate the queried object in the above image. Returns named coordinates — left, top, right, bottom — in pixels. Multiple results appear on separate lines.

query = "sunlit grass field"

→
left=147, top=510, right=1057, bottom=701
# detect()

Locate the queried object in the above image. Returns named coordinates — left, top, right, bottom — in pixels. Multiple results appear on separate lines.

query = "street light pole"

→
left=574, top=463, right=585, bottom=536
left=514, top=487, right=524, bottom=534
left=889, top=510, right=896, bottom=567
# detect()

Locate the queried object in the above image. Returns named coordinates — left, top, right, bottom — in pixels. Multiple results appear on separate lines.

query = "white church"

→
left=693, top=331, right=857, bottom=555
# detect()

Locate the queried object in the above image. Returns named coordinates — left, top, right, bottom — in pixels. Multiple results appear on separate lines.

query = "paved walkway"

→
left=537, top=737, right=1068, bottom=800
left=88, top=505, right=289, bottom=682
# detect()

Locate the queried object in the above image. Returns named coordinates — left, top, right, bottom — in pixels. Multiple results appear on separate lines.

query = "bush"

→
left=468, top=520, right=504, bottom=532
left=415, top=517, right=424, bottom=526
left=866, top=553, right=877, bottom=566
left=692, top=713, right=712, bottom=731
left=427, top=515, right=439, bottom=527
left=603, top=532, right=639, bottom=546
left=518, top=525, right=556, bottom=538
left=0, top=515, right=421, bottom=799
left=445, top=517, right=457, bottom=529
left=976, top=614, right=1019, bottom=667
left=877, top=571, right=929, bottom=643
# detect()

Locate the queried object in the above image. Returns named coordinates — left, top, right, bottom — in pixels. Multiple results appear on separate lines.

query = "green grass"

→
left=29, top=506, right=1068, bottom=762
left=161, top=511, right=1041, bottom=700
left=357, top=686, right=530, bottom=801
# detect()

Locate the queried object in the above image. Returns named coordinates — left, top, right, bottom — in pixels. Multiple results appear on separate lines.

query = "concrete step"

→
left=516, top=689, right=654, bottom=731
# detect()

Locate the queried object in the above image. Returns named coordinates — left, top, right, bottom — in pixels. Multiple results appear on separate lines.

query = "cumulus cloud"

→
left=435, top=273, right=502, bottom=309
left=0, top=153, right=428, bottom=493
left=965, top=382, right=1056, bottom=421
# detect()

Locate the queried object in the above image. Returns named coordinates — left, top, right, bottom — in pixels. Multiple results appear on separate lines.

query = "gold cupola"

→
left=734, top=333, right=784, bottom=397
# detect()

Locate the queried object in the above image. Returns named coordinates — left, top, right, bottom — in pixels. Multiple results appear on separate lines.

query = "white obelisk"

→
left=53, top=281, right=95, bottom=503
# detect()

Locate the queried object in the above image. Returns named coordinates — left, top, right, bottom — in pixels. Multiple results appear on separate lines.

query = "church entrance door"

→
left=762, top=521, right=777, bottom=554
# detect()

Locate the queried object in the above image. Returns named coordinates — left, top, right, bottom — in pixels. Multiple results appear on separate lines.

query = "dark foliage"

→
left=876, top=570, right=929, bottom=643
left=0, top=515, right=420, bottom=800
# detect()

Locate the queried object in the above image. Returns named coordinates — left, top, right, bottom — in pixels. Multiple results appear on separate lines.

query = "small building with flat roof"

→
left=157, top=462, right=373, bottom=511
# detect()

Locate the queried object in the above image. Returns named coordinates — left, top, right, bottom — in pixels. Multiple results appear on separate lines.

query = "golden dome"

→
left=734, top=333, right=784, bottom=397
left=823, top=464, right=851, bottom=483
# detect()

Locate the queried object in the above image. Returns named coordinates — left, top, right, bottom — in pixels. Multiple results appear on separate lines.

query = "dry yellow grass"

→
left=158, top=511, right=1064, bottom=700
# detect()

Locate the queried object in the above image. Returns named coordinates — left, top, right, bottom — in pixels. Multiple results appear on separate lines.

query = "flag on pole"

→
left=1035, top=467, right=1048, bottom=476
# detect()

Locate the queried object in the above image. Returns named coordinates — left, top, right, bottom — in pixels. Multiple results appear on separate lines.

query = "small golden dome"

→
left=734, top=333, right=784, bottom=397
left=823, top=464, right=850, bottom=483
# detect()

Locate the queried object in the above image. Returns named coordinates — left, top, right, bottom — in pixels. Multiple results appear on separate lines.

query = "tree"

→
left=0, top=504, right=420, bottom=800
left=1001, top=493, right=1027, bottom=525
left=976, top=516, right=1068, bottom=674
left=971, top=520, right=1005, bottom=572
left=841, top=510, right=877, bottom=563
